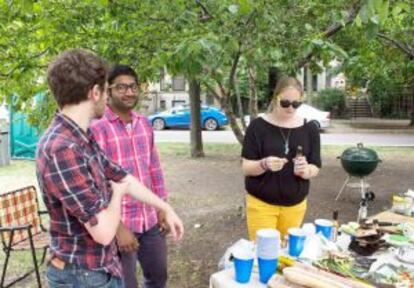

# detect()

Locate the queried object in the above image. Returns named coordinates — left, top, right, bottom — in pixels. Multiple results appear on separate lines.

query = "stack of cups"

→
left=256, top=229, right=280, bottom=284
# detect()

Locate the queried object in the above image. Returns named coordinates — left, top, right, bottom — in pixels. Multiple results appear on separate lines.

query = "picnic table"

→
left=209, top=211, right=414, bottom=288
left=210, top=268, right=265, bottom=288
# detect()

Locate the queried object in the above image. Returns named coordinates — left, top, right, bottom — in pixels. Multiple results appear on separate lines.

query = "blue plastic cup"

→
left=233, top=250, right=254, bottom=284
left=258, top=258, right=278, bottom=284
left=315, top=219, right=333, bottom=239
left=288, top=228, right=306, bottom=257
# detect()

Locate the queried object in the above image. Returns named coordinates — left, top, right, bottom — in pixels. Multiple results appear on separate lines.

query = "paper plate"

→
left=384, top=234, right=411, bottom=247
left=396, top=246, right=414, bottom=264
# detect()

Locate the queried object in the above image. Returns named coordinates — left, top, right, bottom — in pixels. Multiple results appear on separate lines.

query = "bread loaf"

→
left=283, top=267, right=350, bottom=288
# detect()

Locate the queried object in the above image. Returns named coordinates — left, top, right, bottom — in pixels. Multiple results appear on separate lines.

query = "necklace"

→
left=279, top=128, right=291, bottom=155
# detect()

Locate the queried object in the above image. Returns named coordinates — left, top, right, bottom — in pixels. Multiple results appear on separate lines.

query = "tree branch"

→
left=296, top=0, right=364, bottom=69
left=203, top=81, right=221, bottom=102
left=377, top=33, right=414, bottom=58
left=228, top=48, right=242, bottom=94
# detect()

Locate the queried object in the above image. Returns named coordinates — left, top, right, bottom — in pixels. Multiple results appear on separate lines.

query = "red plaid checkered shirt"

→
left=90, top=106, right=167, bottom=233
left=36, top=113, right=127, bottom=278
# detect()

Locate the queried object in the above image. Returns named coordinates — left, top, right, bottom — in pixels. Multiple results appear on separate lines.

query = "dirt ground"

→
left=163, top=148, right=414, bottom=288
left=1, top=147, right=414, bottom=288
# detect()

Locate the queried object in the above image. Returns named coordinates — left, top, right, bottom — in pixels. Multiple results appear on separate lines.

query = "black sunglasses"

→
left=279, top=99, right=302, bottom=109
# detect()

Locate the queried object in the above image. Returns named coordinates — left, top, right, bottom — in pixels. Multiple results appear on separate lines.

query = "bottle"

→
left=332, top=210, right=339, bottom=242
left=294, top=145, right=303, bottom=175
left=357, top=199, right=368, bottom=223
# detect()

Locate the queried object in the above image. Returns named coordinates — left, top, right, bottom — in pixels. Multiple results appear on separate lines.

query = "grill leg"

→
left=335, top=176, right=350, bottom=201
left=360, top=178, right=366, bottom=200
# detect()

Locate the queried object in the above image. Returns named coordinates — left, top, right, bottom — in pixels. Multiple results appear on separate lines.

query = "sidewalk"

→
left=326, top=118, right=414, bottom=134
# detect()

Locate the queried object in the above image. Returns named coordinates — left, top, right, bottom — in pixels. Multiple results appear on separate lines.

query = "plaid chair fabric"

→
left=0, top=186, right=49, bottom=288
left=0, top=186, right=43, bottom=245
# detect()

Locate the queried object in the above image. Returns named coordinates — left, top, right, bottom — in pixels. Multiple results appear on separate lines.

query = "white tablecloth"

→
left=209, top=268, right=267, bottom=288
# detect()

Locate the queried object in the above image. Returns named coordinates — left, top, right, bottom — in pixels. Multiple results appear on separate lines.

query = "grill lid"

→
left=341, top=143, right=379, bottom=162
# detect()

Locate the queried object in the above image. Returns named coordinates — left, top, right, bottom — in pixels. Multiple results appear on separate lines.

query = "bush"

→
left=368, top=77, right=407, bottom=119
left=314, top=88, right=348, bottom=118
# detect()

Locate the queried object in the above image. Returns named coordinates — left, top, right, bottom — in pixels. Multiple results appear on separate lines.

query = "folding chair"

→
left=0, top=186, right=49, bottom=288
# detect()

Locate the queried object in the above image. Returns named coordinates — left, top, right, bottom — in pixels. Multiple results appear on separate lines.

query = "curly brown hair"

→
left=47, top=49, right=107, bottom=108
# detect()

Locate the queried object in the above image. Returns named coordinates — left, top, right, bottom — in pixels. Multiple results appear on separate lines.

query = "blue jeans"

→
left=120, top=224, right=167, bottom=288
left=46, top=262, right=123, bottom=288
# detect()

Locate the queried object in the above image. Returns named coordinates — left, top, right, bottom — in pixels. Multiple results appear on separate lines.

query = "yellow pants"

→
left=246, top=193, right=307, bottom=240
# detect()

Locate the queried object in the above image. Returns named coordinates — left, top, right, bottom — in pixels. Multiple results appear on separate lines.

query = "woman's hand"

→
left=294, top=157, right=319, bottom=179
left=263, top=156, right=288, bottom=172
left=293, top=156, right=309, bottom=178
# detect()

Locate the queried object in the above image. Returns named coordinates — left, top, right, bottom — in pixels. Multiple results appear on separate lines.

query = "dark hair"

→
left=107, top=65, right=138, bottom=85
left=47, top=49, right=107, bottom=108
left=272, top=76, right=303, bottom=100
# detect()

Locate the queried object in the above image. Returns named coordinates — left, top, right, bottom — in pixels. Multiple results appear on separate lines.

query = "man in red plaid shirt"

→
left=36, top=50, right=183, bottom=288
left=91, top=65, right=170, bottom=288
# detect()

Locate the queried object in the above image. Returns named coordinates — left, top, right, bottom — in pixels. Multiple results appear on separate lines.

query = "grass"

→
left=1, top=144, right=413, bottom=174
left=157, top=143, right=241, bottom=157
left=157, top=143, right=414, bottom=158
left=0, top=159, right=35, bottom=177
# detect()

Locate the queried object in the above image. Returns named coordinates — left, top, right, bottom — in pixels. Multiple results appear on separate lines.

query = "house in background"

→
left=297, top=60, right=346, bottom=99
left=140, top=64, right=346, bottom=114
left=139, top=69, right=216, bottom=114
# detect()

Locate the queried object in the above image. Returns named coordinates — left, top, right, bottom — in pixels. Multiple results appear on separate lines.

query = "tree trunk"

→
left=235, top=74, right=246, bottom=131
left=220, top=96, right=244, bottom=144
left=189, top=79, right=204, bottom=157
left=248, top=65, right=258, bottom=121
left=306, top=65, right=313, bottom=105
left=268, top=67, right=280, bottom=100
left=204, top=82, right=245, bottom=144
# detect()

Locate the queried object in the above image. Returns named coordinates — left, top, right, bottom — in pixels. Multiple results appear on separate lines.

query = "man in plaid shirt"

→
left=36, top=50, right=183, bottom=288
left=90, top=65, right=169, bottom=288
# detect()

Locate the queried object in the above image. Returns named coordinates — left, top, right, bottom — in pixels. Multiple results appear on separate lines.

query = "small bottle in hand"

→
left=293, top=145, right=303, bottom=176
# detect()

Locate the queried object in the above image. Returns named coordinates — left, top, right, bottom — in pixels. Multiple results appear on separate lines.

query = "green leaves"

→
left=0, top=0, right=412, bottom=129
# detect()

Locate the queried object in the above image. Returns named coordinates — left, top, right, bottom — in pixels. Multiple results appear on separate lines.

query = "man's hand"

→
left=157, top=210, right=169, bottom=234
left=116, top=224, right=139, bottom=252
left=110, top=180, right=129, bottom=197
left=159, top=205, right=184, bottom=242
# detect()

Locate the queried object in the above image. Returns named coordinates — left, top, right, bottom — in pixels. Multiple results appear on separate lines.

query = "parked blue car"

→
left=148, top=105, right=228, bottom=131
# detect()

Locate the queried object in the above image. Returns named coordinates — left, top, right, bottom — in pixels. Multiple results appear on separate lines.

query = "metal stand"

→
left=335, top=176, right=374, bottom=202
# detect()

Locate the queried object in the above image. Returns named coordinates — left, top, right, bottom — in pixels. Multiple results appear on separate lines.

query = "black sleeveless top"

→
left=241, top=117, right=321, bottom=206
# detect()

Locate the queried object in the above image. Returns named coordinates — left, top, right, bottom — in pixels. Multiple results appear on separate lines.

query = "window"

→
left=313, top=74, right=318, bottom=91
left=172, top=100, right=185, bottom=107
left=172, top=76, right=185, bottom=91
left=160, top=100, right=166, bottom=110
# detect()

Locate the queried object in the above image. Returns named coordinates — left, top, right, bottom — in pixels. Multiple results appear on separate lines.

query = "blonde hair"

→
left=272, top=76, right=304, bottom=101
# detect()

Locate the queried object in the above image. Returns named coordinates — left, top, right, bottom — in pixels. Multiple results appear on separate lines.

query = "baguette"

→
left=294, top=263, right=374, bottom=288
left=283, top=267, right=351, bottom=288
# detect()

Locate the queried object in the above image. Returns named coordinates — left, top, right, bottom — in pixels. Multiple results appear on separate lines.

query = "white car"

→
left=244, top=104, right=330, bottom=130
left=296, top=103, right=330, bottom=129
